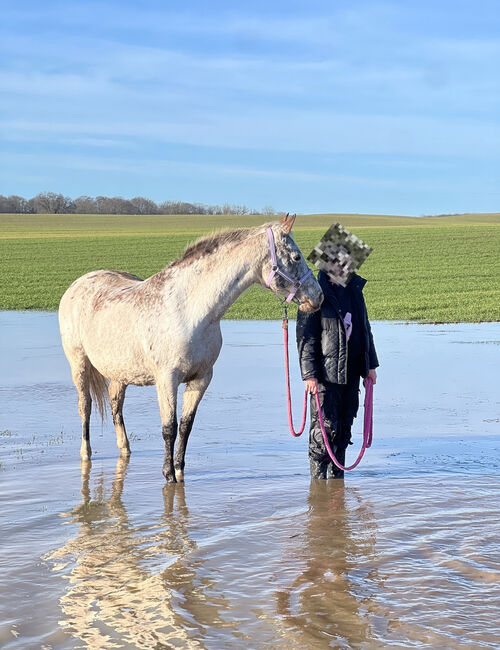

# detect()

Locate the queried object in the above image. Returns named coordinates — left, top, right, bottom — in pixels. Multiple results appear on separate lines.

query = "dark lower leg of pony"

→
left=173, top=373, right=212, bottom=482
left=73, top=373, right=92, bottom=461
left=80, top=415, right=91, bottom=461
left=174, top=413, right=197, bottom=482
left=162, top=419, right=178, bottom=483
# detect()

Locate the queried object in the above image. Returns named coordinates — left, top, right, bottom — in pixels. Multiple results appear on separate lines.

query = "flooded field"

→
left=1, top=313, right=499, bottom=649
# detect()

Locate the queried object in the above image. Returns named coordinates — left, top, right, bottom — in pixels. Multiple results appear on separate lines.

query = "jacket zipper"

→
left=341, top=309, right=349, bottom=382
left=330, top=292, right=349, bottom=384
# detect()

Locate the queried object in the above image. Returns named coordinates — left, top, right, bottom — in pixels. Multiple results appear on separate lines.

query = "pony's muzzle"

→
left=298, top=293, right=323, bottom=313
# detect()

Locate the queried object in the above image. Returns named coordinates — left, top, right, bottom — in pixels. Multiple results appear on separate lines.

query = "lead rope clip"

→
left=282, top=305, right=288, bottom=329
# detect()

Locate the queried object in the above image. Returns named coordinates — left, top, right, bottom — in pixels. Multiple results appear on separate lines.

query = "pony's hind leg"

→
left=174, top=371, right=213, bottom=482
left=108, top=380, right=130, bottom=456
left=69, top=356, right=92, bottom=461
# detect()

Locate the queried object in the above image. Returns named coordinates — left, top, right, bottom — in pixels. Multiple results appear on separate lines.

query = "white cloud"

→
left=0, top=150, right=425, bottom=191
left=3, top=108, right=500, bottom=159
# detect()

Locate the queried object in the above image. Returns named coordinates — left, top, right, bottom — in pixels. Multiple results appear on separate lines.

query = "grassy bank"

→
left=0, top=213, right=498, bottom=321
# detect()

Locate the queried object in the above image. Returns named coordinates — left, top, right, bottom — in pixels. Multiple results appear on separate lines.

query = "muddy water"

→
left=0, top=313, right=499, bottom=649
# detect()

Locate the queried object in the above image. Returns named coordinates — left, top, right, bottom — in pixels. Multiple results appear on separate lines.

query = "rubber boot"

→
left=327, top=444, right=346, bottom=479
left=309, top=457, right=329, bottom=479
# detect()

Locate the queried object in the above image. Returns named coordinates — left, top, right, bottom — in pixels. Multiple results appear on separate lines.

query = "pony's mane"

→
left=169, top=227, right=253, bottom=269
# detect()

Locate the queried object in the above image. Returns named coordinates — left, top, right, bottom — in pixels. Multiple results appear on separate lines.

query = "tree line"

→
left=0, top=192, right=278, bottom=216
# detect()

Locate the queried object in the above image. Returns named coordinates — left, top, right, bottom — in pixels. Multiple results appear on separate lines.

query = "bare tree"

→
left=0, top=195, right=32, bottom=213
left=30, top=192, right=75, bottom=214
left=0, top=192, right=272, bottom=216
left=231, top=204, right=249, bottom=215
left=95, top=196, right=135, bottom=214
left=74, top=196, right=98, bottom=214
left=130, top=196, right=158, bottom=215
left=158, top=201, right=205, bottom=215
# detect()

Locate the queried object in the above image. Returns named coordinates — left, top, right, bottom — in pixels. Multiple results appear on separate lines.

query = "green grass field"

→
left=0, top=212, right=499, bottom=321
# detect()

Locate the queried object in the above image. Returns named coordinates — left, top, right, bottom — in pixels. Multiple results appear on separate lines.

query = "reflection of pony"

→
left=59, top=216, right=322, bottom=481
left=44, top=458, right=233, bottom=647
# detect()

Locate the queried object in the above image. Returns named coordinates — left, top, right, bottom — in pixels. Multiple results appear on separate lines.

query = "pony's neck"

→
left=175, top=231, right=267, bottom=324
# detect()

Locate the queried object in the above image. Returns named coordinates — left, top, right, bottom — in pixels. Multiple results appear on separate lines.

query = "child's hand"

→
left=305, top=378, right=318, bottom=394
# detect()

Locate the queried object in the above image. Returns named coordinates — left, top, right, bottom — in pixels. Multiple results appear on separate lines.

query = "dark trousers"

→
left=309, top=365, right=361, bottom=479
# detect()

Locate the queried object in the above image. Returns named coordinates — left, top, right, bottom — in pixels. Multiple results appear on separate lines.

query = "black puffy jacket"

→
left=296, top=271, right=379, bottom=384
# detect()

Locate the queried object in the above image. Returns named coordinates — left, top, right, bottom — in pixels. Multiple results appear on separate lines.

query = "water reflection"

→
left=273, top=480, right=379, bottom=649
left=42, top=464, right=500, bottom=649
left=3, top=314, right=499, bottom=648
left=271, top=478, right=500, bottom=649
left=45, top=457, right=232, bottom=648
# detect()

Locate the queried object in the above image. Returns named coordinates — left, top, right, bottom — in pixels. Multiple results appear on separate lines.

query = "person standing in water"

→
left=296, top=225, right=379, bottom=479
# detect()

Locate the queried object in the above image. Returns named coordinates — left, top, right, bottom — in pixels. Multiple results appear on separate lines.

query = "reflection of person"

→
left=296, top=270, right=379, bottom=478
left=274, top=481, right=376, bottom=647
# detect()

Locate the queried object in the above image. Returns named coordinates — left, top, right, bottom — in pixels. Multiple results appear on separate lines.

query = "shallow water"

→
left=0, top=313, right=499, bottom=649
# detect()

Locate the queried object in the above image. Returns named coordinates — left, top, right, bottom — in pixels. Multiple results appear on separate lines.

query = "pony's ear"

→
left=280, top=213, right=296, bottom=235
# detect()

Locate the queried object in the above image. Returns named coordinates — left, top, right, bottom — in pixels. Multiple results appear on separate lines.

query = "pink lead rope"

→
left=282, top=314, right=373, bottom=471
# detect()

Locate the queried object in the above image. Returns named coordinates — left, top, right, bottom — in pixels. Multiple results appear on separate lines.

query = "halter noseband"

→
left=265, top=227, right=313, bottom=304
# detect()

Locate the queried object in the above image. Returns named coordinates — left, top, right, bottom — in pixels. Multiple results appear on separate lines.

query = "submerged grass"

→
left=0, top=213, right=499, bottom=321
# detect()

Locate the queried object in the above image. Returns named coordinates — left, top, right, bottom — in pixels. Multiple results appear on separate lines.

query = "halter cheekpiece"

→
left=265, top=227, right=313, bottom=304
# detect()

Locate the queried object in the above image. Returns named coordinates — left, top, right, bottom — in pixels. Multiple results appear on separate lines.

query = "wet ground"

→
left=1, top=313, right=499, bottom=649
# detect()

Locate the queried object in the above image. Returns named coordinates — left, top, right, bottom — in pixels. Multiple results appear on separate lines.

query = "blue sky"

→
left=1, top=0, right=499, bottom=215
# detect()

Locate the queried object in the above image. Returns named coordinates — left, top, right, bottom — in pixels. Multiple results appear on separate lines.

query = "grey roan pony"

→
left=59, top=215, right=323, bottom=482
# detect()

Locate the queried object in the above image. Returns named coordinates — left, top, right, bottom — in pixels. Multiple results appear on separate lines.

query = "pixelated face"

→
left=308, top=223, right=372, bottom=286
left=318, top=243, right=356, bottom=284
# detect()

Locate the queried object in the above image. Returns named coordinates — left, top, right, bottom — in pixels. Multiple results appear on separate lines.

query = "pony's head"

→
left=263, top=215, right=323, bottom=313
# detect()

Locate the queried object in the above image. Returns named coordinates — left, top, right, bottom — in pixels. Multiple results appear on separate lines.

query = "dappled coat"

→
left=296, top=271, right=379, bottom=384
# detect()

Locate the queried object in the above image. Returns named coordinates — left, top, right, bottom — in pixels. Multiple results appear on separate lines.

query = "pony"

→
left=59, top=215, right=323, bottom=482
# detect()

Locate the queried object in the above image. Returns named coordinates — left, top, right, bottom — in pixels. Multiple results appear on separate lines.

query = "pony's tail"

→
left=88, top=363, right=108, bottom=422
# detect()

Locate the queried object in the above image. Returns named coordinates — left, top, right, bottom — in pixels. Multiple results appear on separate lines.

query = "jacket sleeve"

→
left=296, top=309, right=322, bottom=380
left=366, top=316, right=379, bottom=369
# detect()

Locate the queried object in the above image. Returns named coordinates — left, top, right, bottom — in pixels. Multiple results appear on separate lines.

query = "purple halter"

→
left=265, top=227, right=313, bottom=304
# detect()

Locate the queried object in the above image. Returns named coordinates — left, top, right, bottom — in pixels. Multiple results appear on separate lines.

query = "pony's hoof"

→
left=80, top=445, right=92, bottom=461
left=175, top=468, right=185, bottom=482
left=162, top=468, right=177, bottom=483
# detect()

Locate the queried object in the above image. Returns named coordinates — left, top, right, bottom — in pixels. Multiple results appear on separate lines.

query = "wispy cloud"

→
left=3, top=109, right=500, bottom=158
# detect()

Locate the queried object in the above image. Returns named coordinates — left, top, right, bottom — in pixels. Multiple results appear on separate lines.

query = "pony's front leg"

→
left=156, top=375, right=179, bottom=482
left=174, top=371, right=213, bottom=482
